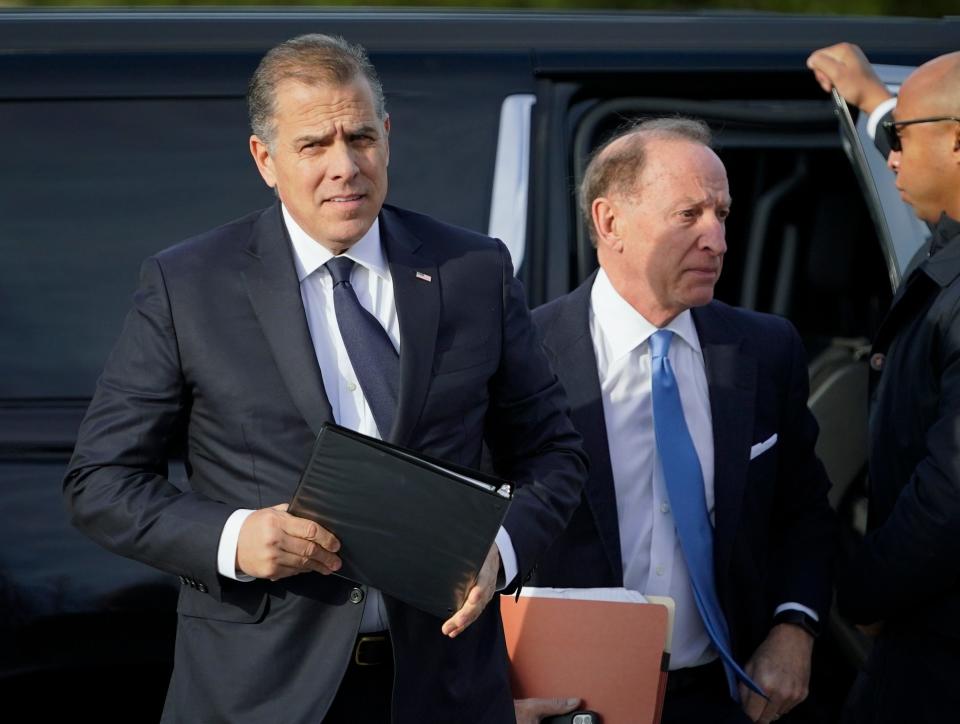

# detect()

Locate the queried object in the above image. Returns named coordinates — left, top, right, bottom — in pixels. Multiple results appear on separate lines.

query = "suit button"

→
left=178, top=575, right=186, bottom=585
left=197, top=582, right=208, bottom=593
left=349, top=587, right=365, bottom=604
left=870, top=353, right=885, bottom=371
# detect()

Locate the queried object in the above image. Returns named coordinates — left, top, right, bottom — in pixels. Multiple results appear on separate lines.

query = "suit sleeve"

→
left=484, top=242, right=588, bottom=586
left=839, top=298, right=960, bottom=623
left=63, top=257, right=232, bottom=596
left=767, top=321, right=838, bottom=619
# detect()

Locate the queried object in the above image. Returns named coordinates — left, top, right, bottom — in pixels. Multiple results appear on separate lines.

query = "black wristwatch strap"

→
left=772, top=609, right=821, bottom=638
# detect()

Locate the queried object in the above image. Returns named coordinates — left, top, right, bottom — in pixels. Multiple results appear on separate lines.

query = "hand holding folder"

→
left=288, top=423, right=513, bottom=619
left=502, top=587, right=675, bottom=724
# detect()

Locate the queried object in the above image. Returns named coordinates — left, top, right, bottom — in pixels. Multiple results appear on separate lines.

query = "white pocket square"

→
left=749, top=433, right=778, bottom=460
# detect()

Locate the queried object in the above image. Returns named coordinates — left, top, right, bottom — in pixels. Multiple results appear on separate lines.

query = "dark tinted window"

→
left=0, top=98, right=274, bottom=399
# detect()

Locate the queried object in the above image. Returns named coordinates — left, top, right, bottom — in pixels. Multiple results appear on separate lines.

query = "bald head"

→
left=580, top=118, right=712, bottom=245
left=890, top=51, right=960, bottom=223
left=901, top=51, right=960, bottom=117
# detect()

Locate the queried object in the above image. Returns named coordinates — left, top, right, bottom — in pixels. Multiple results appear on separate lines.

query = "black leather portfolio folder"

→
left=288, top=423, right=513, bottom=619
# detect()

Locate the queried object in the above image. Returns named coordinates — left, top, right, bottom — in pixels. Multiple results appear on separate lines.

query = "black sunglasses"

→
left=881, top=115, right=960, bottom=152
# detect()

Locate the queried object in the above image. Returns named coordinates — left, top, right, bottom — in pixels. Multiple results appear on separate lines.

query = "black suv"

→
left=2, top=9, right=957, bottom=721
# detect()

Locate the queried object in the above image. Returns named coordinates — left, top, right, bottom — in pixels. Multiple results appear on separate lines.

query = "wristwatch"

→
left=772, top=609, right=821, bottom=638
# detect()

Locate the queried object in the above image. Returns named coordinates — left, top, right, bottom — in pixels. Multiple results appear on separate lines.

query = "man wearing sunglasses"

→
left=806, top=44, right=960, bottom=724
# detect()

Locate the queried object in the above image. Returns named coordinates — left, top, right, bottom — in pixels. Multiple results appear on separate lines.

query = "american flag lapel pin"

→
left=415, top=271, right=433, bottom=282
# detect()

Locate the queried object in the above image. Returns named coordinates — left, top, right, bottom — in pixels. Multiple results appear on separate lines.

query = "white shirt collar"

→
left=282, top=204, right=388, bottom=283
left=590, top=267, right=701, bottom=363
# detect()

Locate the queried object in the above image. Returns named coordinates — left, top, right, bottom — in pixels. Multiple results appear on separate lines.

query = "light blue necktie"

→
left=325, top=256, right=399, bottom=439
left=649, top=329, right=764, bottom=701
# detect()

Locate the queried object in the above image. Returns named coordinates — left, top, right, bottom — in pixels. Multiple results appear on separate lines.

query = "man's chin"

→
left=682, top=286, right=717, bottom=309
left=896, top=192, right=937, bottom=223
left=302, top=218, right=373, bottom=252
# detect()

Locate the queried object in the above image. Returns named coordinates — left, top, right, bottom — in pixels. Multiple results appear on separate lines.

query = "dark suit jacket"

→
left=835, top=112, right=960, bottom=724
left=531, top=273, right=835, bottom=664
left=839, top=210, right=960, bottom=637
left=63, top=203, right=586, bottom=724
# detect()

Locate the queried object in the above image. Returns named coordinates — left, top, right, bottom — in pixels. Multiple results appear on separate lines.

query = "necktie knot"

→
left=649, top=329, right=673, bottom=359
left=325, top=256, right=355, bottom=287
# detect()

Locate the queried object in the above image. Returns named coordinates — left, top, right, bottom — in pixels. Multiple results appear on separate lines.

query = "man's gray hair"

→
left=248, top=33, right=387, bottom=148
left=579, top=117, right=713, bottom=245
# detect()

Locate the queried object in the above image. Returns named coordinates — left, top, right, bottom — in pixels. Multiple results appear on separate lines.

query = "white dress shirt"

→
left=867, top=97, right=898, bottom=140
left=217, top=205, right=517, bottom=632
left=590, top=269, right=717, bottom=669
left=590, top=269, right=817, bottom=670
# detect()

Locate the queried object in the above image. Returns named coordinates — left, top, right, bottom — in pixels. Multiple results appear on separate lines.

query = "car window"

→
left=832, top=68, right=931, bottom=290
left=0, top=98, right=275, bottom=400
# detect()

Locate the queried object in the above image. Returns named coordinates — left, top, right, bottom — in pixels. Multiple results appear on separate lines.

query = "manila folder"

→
left=501, top=587, right=674, bottom=724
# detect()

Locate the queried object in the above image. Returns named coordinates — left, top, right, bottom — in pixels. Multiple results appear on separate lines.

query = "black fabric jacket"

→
left=838, top=212, right=960, bottom=637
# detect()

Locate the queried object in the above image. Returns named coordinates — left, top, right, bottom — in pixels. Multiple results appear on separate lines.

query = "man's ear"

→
left=249, top=135, right=277, bottom=189
left=592, top=197, right=623, bottom=253
left=383, top=114, right=391, bottom=167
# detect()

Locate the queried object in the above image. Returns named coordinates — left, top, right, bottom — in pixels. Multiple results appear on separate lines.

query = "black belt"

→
left=666, top=658, right=725, bottom=695
left=352, top=631, right=392, bottom=667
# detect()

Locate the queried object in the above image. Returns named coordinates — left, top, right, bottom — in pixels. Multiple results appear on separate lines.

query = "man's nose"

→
left=701, top=216, right=728, bottom=254
left=887, top=149, right=901, bottom=174
left=328, top=142, right=360, bottom=180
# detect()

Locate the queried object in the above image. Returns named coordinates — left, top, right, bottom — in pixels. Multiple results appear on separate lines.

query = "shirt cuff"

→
left=867, top=97, right=898, bottom=140
left=217, top=508, right=256, bottom=582
left=774, top=601, right=819, bottom=621
left=494, top=526, right=518, bottom=591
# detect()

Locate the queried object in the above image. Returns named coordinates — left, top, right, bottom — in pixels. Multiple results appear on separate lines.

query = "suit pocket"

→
left=177, top=580, right=269, bottom=623
left=749, top=433, right=778, bottom=460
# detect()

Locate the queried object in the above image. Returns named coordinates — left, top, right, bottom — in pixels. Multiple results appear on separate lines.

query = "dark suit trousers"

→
left=661, top=661, right=750, bottom=724
left=323, top=657, right=393, bottom=723
left=662, top=660, right=823, bottom=724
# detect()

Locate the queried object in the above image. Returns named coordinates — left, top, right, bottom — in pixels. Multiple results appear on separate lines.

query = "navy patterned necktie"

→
left=649, top=329, right=764, bottom=701
left=324, top=256, right=400, bottom=440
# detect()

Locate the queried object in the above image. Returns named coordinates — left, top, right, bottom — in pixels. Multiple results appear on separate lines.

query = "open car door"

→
left=820, top=68, right=931, bottom=670
left=831, top=73, right=931, bottom=292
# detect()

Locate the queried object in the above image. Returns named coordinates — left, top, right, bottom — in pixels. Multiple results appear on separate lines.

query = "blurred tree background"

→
left=0, top=0, right=954, bottom=18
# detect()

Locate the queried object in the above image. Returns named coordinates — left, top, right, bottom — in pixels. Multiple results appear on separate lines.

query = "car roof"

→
left=0, top=8, right=957, bottom=56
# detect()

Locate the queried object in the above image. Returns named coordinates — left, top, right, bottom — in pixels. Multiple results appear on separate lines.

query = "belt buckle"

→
left=354, top=634, right=388, bottom=666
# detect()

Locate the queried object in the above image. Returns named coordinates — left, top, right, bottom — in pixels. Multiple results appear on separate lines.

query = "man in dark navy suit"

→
left=63, top=34, right=586, bottom=724
left=520, top=118, right=835, bottom=724
left=809, top=43, right=960, bottom=724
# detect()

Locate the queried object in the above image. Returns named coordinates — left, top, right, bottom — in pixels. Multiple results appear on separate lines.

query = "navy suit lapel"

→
left=544, top=273, right=623, bottom=581
left=241, top=203, right=333, bottom=436
left=380, top=207, right=440, bottom=448
left=691, top=303, right=756, bottom=583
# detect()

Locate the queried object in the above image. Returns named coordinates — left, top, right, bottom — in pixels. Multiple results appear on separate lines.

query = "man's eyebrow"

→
left=673, top=194, right=709, bottom=207
left=293, top=124, right=380, bottom=146
left=346, top=124, right=381, bottom=137
left=672, top=194, right=732, bottom=208
left=293, top=130, right=334, bottom=146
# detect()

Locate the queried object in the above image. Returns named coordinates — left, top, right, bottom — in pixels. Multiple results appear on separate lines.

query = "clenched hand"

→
left=236, top=503, right=342, bottom=580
